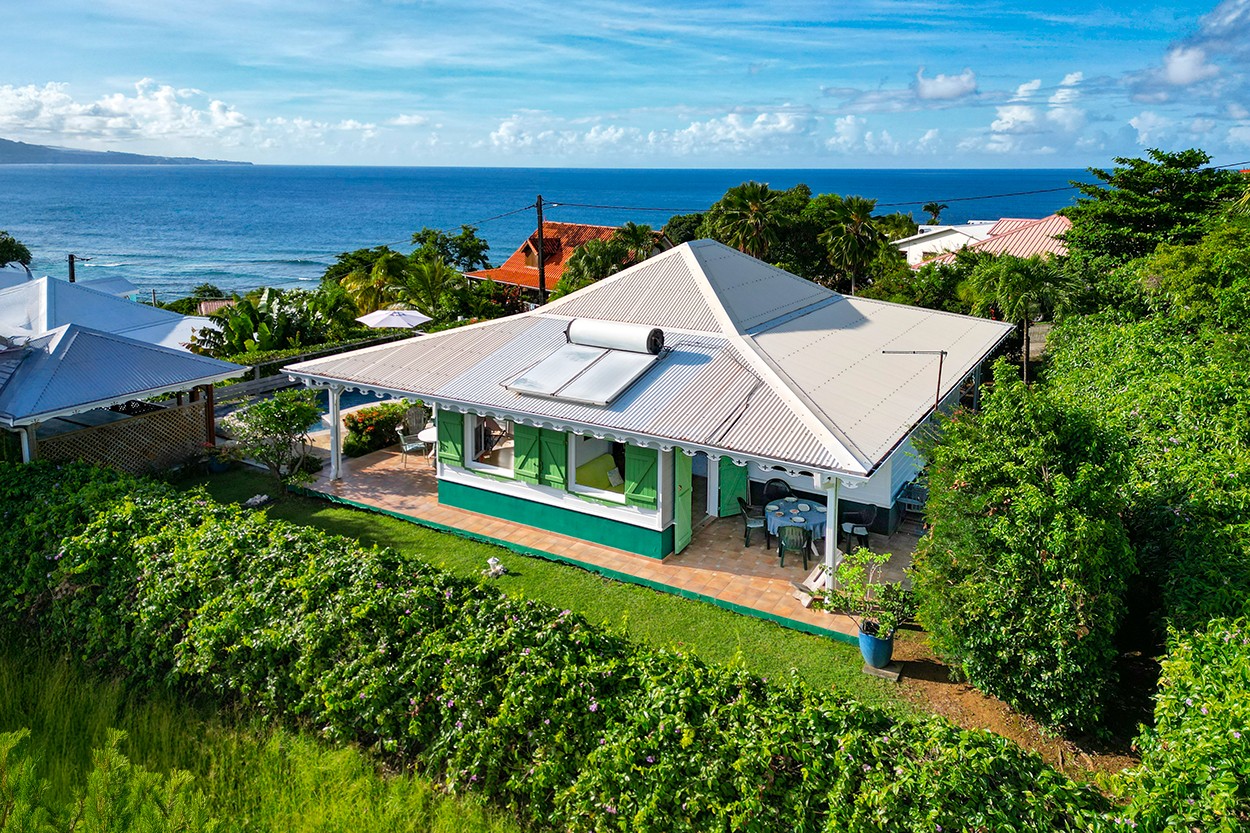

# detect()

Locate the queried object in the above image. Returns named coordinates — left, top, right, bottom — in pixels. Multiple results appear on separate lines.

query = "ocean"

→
left=0, top=165, right=1085, bottom=301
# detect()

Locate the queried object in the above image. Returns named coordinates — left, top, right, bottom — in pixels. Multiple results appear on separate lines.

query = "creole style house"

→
left=286, top=241, right=1012, bottom=579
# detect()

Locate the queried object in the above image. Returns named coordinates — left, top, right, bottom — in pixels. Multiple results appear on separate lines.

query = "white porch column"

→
left=19, top=424, right=37, bottom=463
left=824, top=477, right=840, bottom=590
left=705, top=455, right=720, bottom=517
left=328, top=385, right=344, bottom=481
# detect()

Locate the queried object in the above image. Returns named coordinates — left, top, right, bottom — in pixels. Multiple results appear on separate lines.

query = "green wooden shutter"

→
left=624, top=444, right=658, bottom=509
left=718, top=457, right=750, bottom=517
left=538, top=429, right=568, bottom=489
left=436, top=410, right=464, bottom=467
left=513, top=424, right=541, bottom=483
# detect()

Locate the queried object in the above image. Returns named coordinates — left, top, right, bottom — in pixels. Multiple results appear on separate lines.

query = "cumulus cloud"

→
left=913, top=67, right=977, bottom=101
left=1129, top=110, right=1172, bottom=143
left=1011, top=79, right=1042, bottom=101
left=1161, top=46, right=1221, bottom=86
left=389, top=113, right=429, bottom=126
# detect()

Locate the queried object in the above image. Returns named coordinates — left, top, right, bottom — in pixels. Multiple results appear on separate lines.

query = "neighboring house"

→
left=0, top=277, right=243, bottom=470
left=893, top=221, right=998, bottom=266
left=287, top=241, right=1012, bottom=576
left=464, top=222, right=624, bottom=293
left=918, top=214, right=1072, bottom=267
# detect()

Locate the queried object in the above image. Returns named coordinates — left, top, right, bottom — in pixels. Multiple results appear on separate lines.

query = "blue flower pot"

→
left=858, top=629, right=895, bottom=668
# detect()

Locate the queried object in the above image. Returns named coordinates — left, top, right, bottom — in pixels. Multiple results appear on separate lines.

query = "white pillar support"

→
left=824, top=477, right=841, bottom=591
left=328, top=385, right=344, bottom=481
left=19, top=425, right=35, bottom=463
left=705, top=454, right=719, bottom=517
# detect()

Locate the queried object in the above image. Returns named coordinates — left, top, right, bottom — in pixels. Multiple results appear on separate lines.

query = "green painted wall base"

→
left=439, top=479, right=674, bottom=559
left=293, top=484, right=855, bottom=645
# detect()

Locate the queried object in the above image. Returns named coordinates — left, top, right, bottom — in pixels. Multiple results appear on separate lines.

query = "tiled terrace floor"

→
left=303, top=443, right=920, bottom=642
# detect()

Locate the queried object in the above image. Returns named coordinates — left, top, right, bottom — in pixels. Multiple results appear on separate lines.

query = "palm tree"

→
left=922, top=202, right=948, bottom=224
left=395, top=256, right=463, bottom=319
left=820, top=195, right=885, bottom=295
left=706, top=181, right=780, bottom=259
left=612, top=222, right=660, bottom=264
left=550, top=239, right=629, bottom=299
left=966, top=255, right=1078, bottom=384
left=340, top=250, right=408, bottom=314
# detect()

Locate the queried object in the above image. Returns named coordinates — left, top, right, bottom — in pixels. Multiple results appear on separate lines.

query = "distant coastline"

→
left=0, top=137, right=250, bottom=166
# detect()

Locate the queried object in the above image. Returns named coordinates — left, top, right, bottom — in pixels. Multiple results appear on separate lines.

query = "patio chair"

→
left=403, top=404, right=430, bottom=435
left=396, top=425, right=427, bottom=469
left=841, top=505, right=878, bottom=553
left=762, top=478, right=793, bottom=503
left=777, top=524, right=812, bottom=570
left=737, top=496, right=769, bottom=548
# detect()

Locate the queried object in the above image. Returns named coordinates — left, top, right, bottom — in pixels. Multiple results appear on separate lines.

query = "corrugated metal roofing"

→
left=0, top=325, right=243, bottom=424
left=287, top=240, right=1013, bottom=476
left=922, top=214, right=1071, bottom=266
left=0, top=277, right=208, bottom=349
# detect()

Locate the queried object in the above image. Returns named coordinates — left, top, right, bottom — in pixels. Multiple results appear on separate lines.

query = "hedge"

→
left=0, top=462, right=1118, bottom=831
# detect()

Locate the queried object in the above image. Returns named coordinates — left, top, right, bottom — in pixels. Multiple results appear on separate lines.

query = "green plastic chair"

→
left=777, top=524, right=812, bottom=569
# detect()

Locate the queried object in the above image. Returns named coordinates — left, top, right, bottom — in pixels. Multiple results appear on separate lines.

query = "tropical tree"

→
left=922, top=202, right=948, bottom=224
left=1061, top=148, right=1244, bottom=264
left=321, top=245, right=400, bottom=286
left=226, top=388, right=322, bottom=482
left=0, top=231, right=32, bottom=273
left=411, top=225, right=491, bottom=272
left=550, top=238, right=630, bottom=299
left=395, top=255, right=464, bottom=319
left=701, top=181, right=781, bottom=259
left=340, top=250, right=409, bottom=314
left=966, top=254, right=1078, bottom=383
left=612, top=222, right=661, bottom=263
left=662, top=212, right=703, bottom=245
left=820, top=195, right=886, bottom=295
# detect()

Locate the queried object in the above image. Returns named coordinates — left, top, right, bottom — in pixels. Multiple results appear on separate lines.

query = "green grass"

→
left=0, top=649, right=519, bottom=833
left=183, top=468, right=911, bottom=713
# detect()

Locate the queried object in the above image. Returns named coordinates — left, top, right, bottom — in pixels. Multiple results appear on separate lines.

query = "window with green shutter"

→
left=538, top=429, right=568, bottom=489
left=436, top=409, right=464, bottom=467
left=513, top=424, right=542, bottom=483
left=624, top=444, right=658, bottom=509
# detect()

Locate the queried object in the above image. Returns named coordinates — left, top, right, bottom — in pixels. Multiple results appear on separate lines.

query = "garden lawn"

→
left=182, top=469, right=908, bottom=713
left=0, top=648, right=520, bottom=833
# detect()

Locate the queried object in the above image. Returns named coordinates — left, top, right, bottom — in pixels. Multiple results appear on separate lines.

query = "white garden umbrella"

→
left=355, top=309, right=433, bottom=329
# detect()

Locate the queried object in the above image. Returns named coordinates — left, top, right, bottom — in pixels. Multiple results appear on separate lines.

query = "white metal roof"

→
left=0, top=277, right=208, bottom=350
left=0, top=324, right=244, bottom=426
left=286, top=241, right=1013, bottom=476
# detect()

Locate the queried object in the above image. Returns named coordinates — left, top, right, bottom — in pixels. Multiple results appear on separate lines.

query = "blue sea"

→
left=0, top=165, right=1084, bottom=301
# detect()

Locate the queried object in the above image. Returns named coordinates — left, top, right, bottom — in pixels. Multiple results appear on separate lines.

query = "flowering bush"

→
left=20, top=460, right=1250, bottom=831
left=343, top=402, right=410, bottom=457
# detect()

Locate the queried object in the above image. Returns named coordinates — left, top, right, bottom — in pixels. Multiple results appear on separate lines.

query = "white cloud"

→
left=913, top=67, right=977, bottom=101
left=1011, top=79, right=1042, bottom=101
left=991, top=104, right=1039, bottom=134
left=1228, top=124, right=1250, bottom=145
left=1161, top=46, right=1220, bottom=86
left=1129, top=111, right=1171, bottom=143
left=826, top=115, right=865, bottom=151
left=389, top=113, right=429, bottom=126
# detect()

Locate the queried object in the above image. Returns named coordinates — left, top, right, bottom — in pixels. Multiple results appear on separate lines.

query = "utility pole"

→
left=67, top=253, right=89, bottom=282
left=882, top=349, right=948, bottom=411
left=535, top=194, right=547, bottom=304
left=151, top=289, right=159, bottom=306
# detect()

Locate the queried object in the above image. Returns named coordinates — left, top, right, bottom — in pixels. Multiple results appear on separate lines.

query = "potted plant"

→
left=834, top=547, right=915, bottom=668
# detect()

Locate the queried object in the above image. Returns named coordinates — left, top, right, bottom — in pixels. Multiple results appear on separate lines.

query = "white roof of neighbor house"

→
left=0, top=277, right=209, bottom=350
left=286, top=241, right=1013, bottom=477
left=0, top=324, right=243, bottom=425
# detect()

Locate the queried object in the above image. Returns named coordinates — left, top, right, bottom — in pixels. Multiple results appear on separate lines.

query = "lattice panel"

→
left=40, top=402, right=207, bottom=475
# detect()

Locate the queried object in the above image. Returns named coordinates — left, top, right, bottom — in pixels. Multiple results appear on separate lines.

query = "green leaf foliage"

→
left=343, top=402, right=410, bottom=457
left=224, top=389, right=322, bottom=482
left=0, top=461, right=1116, bottom=831
left=912, top=361, right=1135, bottom=731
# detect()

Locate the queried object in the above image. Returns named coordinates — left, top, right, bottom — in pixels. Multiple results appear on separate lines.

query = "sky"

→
left=3, top=0, right=1250, bottom=168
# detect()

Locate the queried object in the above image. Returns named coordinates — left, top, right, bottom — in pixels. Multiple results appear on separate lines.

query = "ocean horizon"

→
left=0, top=164, right=1086, bottom=300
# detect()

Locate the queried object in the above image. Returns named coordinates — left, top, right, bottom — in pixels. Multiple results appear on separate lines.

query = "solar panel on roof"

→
left=557, top=350, right=659, bottom=406
left=505, top=320, right=664, bottom=406
left=507, top=343, right=606, bottom=396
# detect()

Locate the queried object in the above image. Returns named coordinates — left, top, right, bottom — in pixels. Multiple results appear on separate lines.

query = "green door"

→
left=674, top=450, right=693, bottom=554
left=718, top=457, right=750, bottom=517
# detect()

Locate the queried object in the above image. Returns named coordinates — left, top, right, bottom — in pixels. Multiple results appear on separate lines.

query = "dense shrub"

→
left=343, top=401, right=410, bottom=457
left=0, top=461, right=1114, bottom=831
left=1115, top=619, right=1250, bottom=831
left=913, top=362, right=1135, bottom=731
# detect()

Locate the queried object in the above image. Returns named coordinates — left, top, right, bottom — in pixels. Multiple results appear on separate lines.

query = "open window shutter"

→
left=436, top=410, right=464, bottom=467
left=538, top=429, right=568, bottom=489
left=513, top=423, right=541, bottom=483
left=718, top=457, right=750, bottom=517
left=624, top=444, right=658, bottom=509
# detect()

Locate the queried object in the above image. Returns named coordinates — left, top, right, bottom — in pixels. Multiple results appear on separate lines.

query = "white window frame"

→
left=567, top=437, right=627, bottom=504
left=464, top=414, right=516, bottom=479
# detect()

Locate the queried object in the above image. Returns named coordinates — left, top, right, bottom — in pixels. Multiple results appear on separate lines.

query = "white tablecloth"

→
left=764, top=499, right=827, bottom=539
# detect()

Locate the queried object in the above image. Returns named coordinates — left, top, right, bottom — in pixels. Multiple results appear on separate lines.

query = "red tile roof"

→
left=919, top=214, right=1071, bottom=267
left=465, top=222, right=621, bottom=291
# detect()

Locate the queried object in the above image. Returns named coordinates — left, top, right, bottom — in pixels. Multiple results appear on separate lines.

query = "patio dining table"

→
left=764, top=498, right=827, bottom=540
